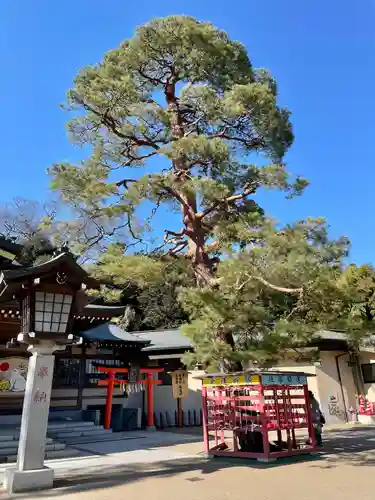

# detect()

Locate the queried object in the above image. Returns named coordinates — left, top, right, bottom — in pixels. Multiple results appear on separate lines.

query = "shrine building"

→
left=0, top=237, right=200, bottom=425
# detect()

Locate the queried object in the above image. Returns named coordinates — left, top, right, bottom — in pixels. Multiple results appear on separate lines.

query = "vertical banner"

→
left=127, top=364, right=141, bottom=393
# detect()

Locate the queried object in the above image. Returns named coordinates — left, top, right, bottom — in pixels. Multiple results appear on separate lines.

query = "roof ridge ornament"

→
left=56, top=272, right=68, bottom=285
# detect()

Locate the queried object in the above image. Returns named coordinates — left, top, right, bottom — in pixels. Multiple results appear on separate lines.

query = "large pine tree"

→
left=50, top=16, right=351, bottom=370
left=50, top=15, right=305, bottom=279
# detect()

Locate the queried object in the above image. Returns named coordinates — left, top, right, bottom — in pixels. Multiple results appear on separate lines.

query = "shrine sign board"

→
left=202, top=372, right=307, bottom=387
left=261, top=373, right=307, bottom=386
left=202, top=374, right=260, bottom=387
left=171, top=370, right=188, bottom=399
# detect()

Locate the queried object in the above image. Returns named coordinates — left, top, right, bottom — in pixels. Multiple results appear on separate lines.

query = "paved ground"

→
left=1, top=426, right=375, bottom=499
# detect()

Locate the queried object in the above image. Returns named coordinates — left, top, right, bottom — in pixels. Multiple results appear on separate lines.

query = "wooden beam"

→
left=96, top=366, right=163, bottom=374
left=98, top=379, right=162, bottom=386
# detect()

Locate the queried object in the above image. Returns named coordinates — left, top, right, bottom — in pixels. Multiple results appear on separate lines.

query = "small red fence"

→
left=201, top=371, right=316, bottom=462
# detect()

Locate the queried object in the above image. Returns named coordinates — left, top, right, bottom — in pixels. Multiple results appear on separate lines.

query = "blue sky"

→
left=1, top=1, right=374, bottom=263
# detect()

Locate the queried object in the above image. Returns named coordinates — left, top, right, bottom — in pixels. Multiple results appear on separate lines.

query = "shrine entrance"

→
left=97, top=366, right=164, bottom=429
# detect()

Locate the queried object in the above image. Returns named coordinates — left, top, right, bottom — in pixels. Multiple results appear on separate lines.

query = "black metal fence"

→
left=53, top=357, right=127, bottom=388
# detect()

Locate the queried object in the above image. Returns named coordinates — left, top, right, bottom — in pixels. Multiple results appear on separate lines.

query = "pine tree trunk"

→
left=184, top=215, right=215, bottom=286
left=166, top=82, right=241, bottom=373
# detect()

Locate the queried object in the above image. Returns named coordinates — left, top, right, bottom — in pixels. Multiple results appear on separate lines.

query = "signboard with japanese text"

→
left=202, top=374, right=260, bottom=387
left=128, top=364, right=140, bottom=384
left=171, top=370, right=188, bottom=399
left=261, top=373, right=307, bottom=386
left=201, top=372, right=307, bottom=387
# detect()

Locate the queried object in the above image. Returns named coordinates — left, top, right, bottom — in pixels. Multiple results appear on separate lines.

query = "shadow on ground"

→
left=308, top=426, right=375, bottom=468
left=2, top=426, right=375, bottom=498
left=0, top=455, right=319, bottom=500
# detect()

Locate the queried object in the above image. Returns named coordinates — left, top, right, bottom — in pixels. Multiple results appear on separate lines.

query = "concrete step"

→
left=0, top=436, right=53, bottom=448
left=1, top=421, right=105, bottom=444
left=46, top=421, right=96, bottom=431
left=0, top=441, right=65, bottom=457
left=47, top=427, right=110, bottom=439
left=57, top=433, right=136, bottom=445
left=4, top=447, right=82, bottom=464
left=13, top=421, right=96, bottom=433
left=0, top=434, right=19, bottom=443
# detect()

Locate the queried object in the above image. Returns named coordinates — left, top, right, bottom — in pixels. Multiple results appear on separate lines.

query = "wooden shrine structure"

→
left=0, top=237, right=191, bottom=417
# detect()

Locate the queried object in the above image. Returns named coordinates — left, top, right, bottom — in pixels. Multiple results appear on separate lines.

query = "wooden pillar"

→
left=77, top=345, right=86, bottom=410
left=104, top=371, right=115, bottom=430
left=177, top=398, right=183, bottom=427
left=147, top=371, right=155, bottom=429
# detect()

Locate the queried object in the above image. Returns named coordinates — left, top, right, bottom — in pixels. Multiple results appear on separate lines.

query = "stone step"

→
left=46, top=448, right=81, bottom=460
left=58, top=434, right=131, bottom=445
left=46, top=421, right=96, bottom=431
left=47, top=427, right=109, bottom=439
left=13, top=421, right=96, bottom=432
left=0, top=421, right=105, bottom=444
left=0, top=441, right=65, bottom=457
left=0, top=434, right=19, bottom=443
left=0, top=436, right=53, bottom=448
left=4, top=447, right=81, bottom=464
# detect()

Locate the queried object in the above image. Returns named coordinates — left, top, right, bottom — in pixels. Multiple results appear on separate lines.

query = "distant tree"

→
left=89, top=248, right=194, bottom=331
left=317, top=264, right=375, bottom=393
left=332, top=264, right=375, bottom=339
left=0, top=198, right=57, bottom=265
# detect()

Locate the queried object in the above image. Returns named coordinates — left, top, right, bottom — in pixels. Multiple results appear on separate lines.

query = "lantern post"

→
left=0, top=252, right=90, bottom=494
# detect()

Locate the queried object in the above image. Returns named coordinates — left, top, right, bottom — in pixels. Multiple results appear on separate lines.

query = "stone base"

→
left=4, top=467, right=54, bottom=494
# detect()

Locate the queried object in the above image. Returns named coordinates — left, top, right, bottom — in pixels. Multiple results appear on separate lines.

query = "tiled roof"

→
left=81, top=323, right=149, bottom=344
left=134, top=328, right=192, bottom=351
left=316, top=329, right=375, bottom=343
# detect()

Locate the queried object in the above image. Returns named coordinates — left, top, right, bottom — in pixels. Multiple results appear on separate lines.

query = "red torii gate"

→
left=97, top=366, right=164, bottom=429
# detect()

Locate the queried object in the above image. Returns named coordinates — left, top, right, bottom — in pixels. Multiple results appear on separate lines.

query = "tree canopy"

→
left=50, top=15, right=306, bottom=280
left=180, top=217, right=350, bottom=370
left=49, top=15, right=365, bottom=371
left=334, top=264, right=375, bottom=346
left=89, top=247, right=195, bottom=331
left=0, top=198, right=57, bottom=265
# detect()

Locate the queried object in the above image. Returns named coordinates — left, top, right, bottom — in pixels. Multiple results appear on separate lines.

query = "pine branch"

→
left=163, top=228, right=186, bottom=242
left=285, top=304, right=309, bottom=321
left=115, top=179, right=138, bottom=188
left=160, top=185, right=196, bottom=218
left=237, top=274, right=303, bottom=295
left=167, top=240, right=188, bottom=256
left=77, top=98, right=161, bottom=150
left=207, top=128, right=265, bottom=149
left=196, top=186, right=255, bottom=219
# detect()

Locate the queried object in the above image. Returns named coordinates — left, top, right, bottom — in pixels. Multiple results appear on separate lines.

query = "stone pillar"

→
left=4, top=338, right=66, bottom=495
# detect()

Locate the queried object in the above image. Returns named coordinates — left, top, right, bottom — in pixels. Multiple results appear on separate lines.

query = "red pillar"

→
left=147, top=371, right=155, bottom=428
left=104, top=372, right=115, bottom=430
